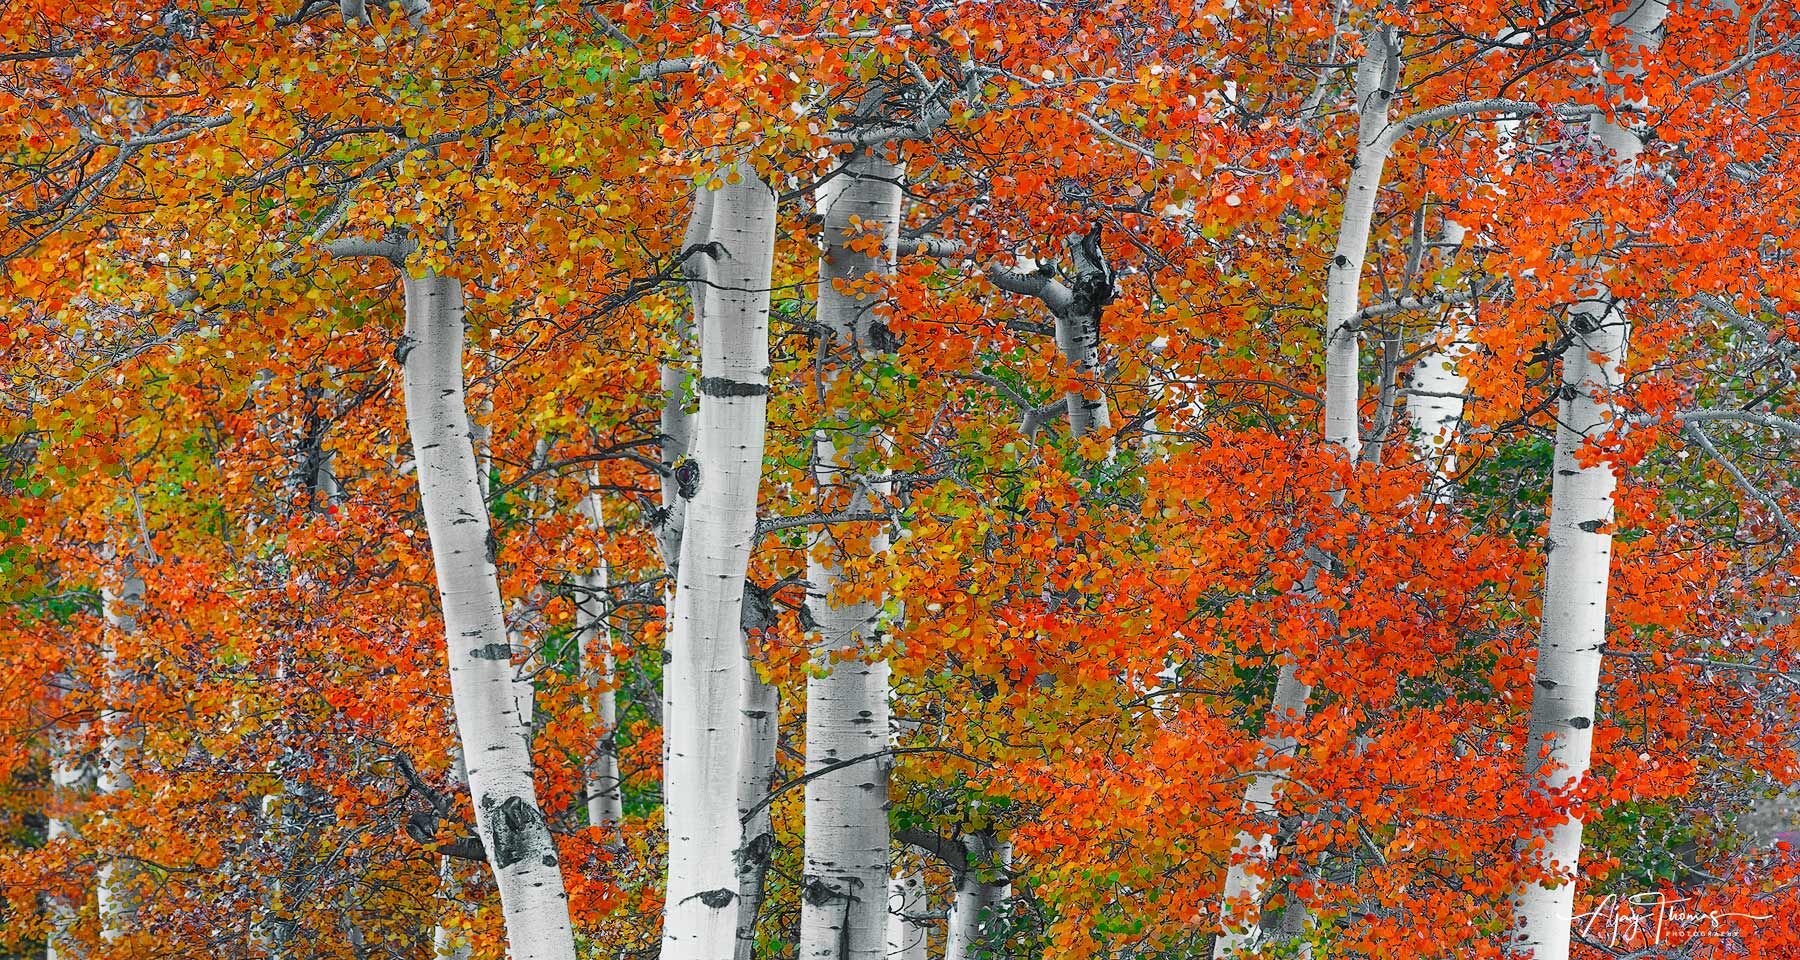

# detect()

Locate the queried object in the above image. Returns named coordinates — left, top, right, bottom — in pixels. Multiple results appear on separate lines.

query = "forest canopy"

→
left=3, top=1, right=1800, bottom=959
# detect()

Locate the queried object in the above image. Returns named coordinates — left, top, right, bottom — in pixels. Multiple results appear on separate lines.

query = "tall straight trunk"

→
left=576, top=487, right=624, bottom=830
left=945, top=836, right=1011, bottom=960
left=799, top=147, right=901, bottom=960
left=44, top=671, right=89, bottom=960
left=1214, top=27, right=1397, bottom=957
left=886, top=874, right=928, bottom=960
left=661, top=168, right=777, bottom=960
left=399, top=272, right=577, bottom=960
left=1408, top=221, right=1470, bottom=499
left=96, top=563, right=143, bottom=944
left=1056, top=233, right=1113, bottom=443
left=734, top=665, right=779, bottom=960
left=434, top=745, right=474, bottom=960
left=1509, top=3, right=1666, bottom=956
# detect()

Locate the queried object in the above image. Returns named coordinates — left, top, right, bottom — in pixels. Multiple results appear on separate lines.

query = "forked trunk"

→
left=399, top=273, right=577, bottom=960
left=660, top=168, right=778, bottom=960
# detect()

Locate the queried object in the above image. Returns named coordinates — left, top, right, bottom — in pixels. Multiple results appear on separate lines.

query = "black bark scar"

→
left=697, top=376, right=769, bottom=398
left=483, top=795, right=545, bottom=869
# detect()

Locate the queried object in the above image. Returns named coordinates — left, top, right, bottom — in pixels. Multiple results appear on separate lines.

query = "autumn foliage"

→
left=4, top=1, right=1800, bottom=958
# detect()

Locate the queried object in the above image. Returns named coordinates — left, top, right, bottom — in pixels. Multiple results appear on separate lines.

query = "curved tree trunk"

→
left=399, top=272, right=577, bottom=960
left=798, top=147, right=902, bottom=960
left=1509, top=4, right=1667, bottom=956
left=661, top=168, right=778, bottom=960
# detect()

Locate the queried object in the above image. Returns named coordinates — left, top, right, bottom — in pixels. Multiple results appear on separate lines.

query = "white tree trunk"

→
left=1320, top=28, right=1398, bottom=465
left=432, top=860, right=474, bottom=960
left=1407, top=218, right=1471, bottom=505
left=1054, top=240, right=1112, bottom=443
left=1214, top=29, right=1396, bottom=957
left=1212, top=663, right=1311, bottom=956
left=661, top=168, right=777, bottom=960
left=399, top=273, right=577, bottom=960
left=734, top=665, right=780, bottom=960
left=96, top=564, right=143, bottom=944
left=945, top=837, right=1011, bottom=960
left=885, top=874, right=928, bottom=960
left=44, top=671, right=89, bottom=960
left=1509, top=4, right=1666, bottom=956
left=799, top=148, right=901, bottom=960
left=659, top=188, right=711, bottom=573
left=1407, top=329, right=1469, bottom=492
left=577, top=487, right=624, bottom=830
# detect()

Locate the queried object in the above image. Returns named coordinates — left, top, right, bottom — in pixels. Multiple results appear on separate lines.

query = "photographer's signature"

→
left=1578, top=892, right=1772, bottom=946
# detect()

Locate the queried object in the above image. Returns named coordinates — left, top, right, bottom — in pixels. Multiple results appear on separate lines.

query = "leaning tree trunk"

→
left=660, top=168, right=778, bottom=960
left=798, top=147, right=902, bottom=960
left=1214, top=26, right=1398, bottom=957
left=1508, top=3, right=1667, bottom=957
left=399, top=272, right=577, bottom=960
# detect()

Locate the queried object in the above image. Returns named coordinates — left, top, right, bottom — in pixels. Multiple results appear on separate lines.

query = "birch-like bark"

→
left=1407, top=223, right=1471, bottom=490
left=886, top=874, right=928, bottom=960
left=1320, top=26, right=1398, bottom=464
left=576, top=486, right=624, bottom=830
left=657, top=187, right=708, bottom=779
left=1508, top=4, right=1667, bottom=957
left=96, top=563, right=143, bottom=944
left=659, top=188, right=711, bottom=574
left=1057, top=231, right=1114, bottom=443
left=44, top=670, right=90, bottom=960
left=799, top=147, right=901, bottom=960
left=661, top=168, right=777, bottom=960
left=432, top=855, right=474, bottom=960
left=986, top=240, right=1114, bottom=450
left=734, top=663, right=780, bottom=960
left=1213, top=663, right=1312, bottom=956
left=1213, top=28, right=1397, bottom=957
left=474, top=399, right=538, bottom=734
left=944, top=836, right=1012, bottom=960
left=399, top=273, right=577, bottom=960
